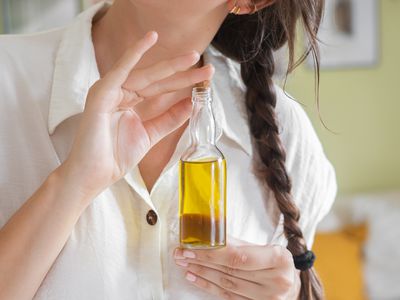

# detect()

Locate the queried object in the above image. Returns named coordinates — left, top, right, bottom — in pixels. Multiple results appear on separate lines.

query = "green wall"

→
left=287, top=0, right=400, bottom=195
left=0, top=2, right=3, bottom=33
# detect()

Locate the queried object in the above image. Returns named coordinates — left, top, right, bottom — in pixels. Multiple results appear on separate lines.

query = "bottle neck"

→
left=189, top=87, right=216, bottom=146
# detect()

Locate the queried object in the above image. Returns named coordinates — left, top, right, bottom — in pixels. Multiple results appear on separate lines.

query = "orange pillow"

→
left=312, top=224, right=368, bottom=300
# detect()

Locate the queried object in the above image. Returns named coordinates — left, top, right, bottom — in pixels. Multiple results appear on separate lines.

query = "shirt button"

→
left=146, top=210, right=158, bottom=225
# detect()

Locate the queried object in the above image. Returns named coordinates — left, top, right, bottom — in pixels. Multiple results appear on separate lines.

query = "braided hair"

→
left=212, top=0, right=324, bottom=299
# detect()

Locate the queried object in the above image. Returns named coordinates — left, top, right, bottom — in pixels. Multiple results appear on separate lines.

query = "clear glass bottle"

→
left=179, top=80, right=227, bottom=249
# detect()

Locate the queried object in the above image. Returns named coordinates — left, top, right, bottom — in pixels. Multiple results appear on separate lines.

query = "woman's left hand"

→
left=174, top=241, right=300, bottom=300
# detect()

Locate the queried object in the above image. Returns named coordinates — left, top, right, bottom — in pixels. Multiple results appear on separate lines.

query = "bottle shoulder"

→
left=180, top=145, right=225, bottom=162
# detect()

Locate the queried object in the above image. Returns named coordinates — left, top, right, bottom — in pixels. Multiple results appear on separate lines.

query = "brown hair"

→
left=211, top=0, right=324, bottom=299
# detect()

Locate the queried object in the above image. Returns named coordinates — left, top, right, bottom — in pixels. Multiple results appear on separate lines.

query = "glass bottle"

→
left=179, top=80, right=227, bottom=249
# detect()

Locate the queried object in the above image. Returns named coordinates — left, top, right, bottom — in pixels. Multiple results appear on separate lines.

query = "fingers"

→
left=134, top=64, right=215, bottom=98
left=124, top=51, right=201, bottom=91
left=176, top=256, right=295, bottom=295
left=174, top=246, right=298, bottom=300
left=174, top=244, right=293, bottom=271
left=177, top=262, right=261, bottom=299
left=175, top=256, right=264, bottom=283
left=105, top=31, right=158, bottom=86
left=183, top=271, right=251, bottom=300
left=143, top=97, right=192, bottom=147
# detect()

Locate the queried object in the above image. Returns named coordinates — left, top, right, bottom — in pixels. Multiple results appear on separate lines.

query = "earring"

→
left=229, top=1, right=241, bottom=14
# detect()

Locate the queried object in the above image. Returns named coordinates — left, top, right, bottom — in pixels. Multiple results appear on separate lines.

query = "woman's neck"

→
left=92, top=0, right=228, bottom=77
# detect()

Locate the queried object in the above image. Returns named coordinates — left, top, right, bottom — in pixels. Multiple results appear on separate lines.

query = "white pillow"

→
left=352, top=192, right=400, bottom=300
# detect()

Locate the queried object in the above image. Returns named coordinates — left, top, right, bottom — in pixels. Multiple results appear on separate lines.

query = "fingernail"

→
left=175, top=260, right=188, bottom=267
left=204, top=64, right=215, bottom=75
left=183, top=250, right=196, bottom=259
left=147, top=31, right=158, bottom=39
left=174, top=248, right=185, bottom=259
left=191, top=50, right=200, bottom=59
left=186, top=272, right=197, bottom=282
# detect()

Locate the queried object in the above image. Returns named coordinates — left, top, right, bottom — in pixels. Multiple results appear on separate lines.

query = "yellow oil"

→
left=179, top=158, right=226, bottom=249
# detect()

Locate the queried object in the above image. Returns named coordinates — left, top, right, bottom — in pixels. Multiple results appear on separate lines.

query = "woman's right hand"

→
left=59, top=31, right=214, bottom=203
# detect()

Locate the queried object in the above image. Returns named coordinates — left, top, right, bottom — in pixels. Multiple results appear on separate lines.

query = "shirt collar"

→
left=48, top=1, right=252, bottom=156
left=48, top=1, right=104, bottom=136
left=203, top=47, right=253, bottom=156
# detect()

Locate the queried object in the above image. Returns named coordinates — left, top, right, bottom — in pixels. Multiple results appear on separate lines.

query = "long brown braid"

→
left=211, top=0, right=325, bottom=299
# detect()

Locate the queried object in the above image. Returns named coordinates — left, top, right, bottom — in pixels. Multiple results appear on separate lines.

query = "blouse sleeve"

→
left=274, top=86, right=338, bottom=249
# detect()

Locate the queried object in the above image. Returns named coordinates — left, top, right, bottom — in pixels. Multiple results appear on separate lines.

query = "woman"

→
left=0, top=0, right=336, bottom=299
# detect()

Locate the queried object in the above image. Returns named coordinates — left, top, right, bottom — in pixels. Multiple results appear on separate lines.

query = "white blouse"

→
left=0, top=2, right=337, bottom=299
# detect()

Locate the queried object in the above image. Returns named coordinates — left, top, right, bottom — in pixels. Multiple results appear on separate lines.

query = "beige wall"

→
left=287, top=0, right=400, bottom=195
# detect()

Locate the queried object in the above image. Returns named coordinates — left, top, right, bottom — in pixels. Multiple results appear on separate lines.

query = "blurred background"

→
left=1, top=0, right=399, bottom=299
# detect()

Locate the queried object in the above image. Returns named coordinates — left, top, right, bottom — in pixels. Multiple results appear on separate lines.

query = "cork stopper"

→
left=192, top=80, right=211, bottom=101
left=194, top=80, right=210, bottom=91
